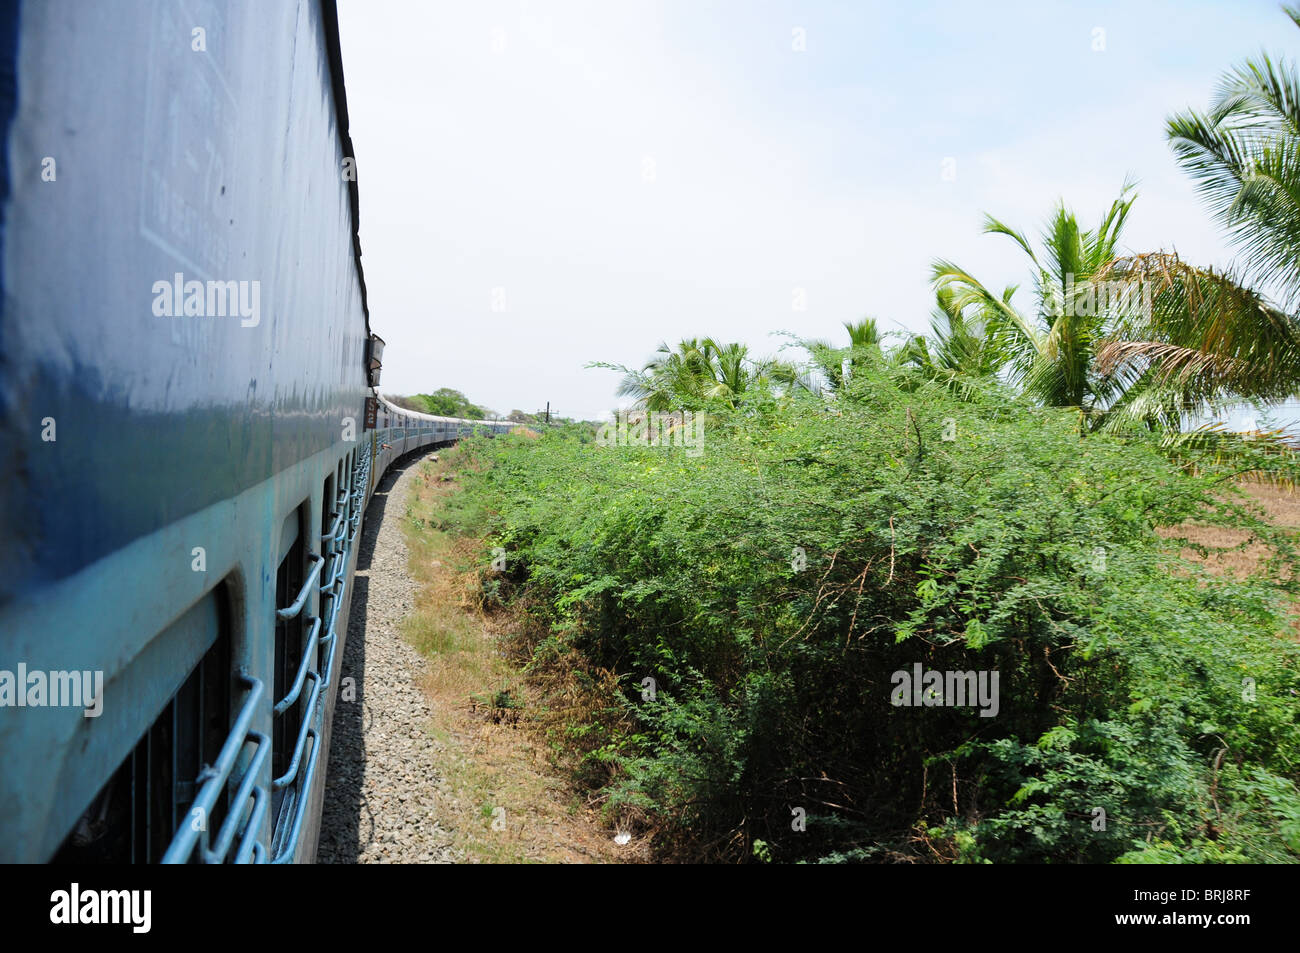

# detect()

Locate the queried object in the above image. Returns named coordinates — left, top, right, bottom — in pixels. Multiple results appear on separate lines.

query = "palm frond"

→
left=1097, top=252, right=1300, bottom=404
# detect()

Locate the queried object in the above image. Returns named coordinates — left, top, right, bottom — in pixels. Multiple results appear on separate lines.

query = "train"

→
left=0, top=0, right=510, bottom=863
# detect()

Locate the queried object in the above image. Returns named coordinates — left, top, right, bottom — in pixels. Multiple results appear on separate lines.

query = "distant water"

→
left=1192, top=400, right=1300, bottom=437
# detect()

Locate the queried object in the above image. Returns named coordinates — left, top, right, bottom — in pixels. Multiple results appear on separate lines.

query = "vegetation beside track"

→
left=399, top=451, right=634, bottom=864
left=447, top=373, right=1300, bottom=864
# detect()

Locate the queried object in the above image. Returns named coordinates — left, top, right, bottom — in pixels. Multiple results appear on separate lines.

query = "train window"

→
left=272, top=505, right=309, bottom=826
left=322, top=472, right=336, bottom=538
left=51, top=585, right=232, bottom=863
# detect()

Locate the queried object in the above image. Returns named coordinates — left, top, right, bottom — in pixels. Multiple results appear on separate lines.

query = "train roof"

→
left=375, top=392, right=506, bottom=428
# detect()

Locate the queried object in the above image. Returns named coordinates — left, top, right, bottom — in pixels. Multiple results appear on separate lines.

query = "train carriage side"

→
left=368, top=395, right=510, bottom=477
left=1, top=0, right=377, bottom=863
left=0, top=0, right=513, bottom=864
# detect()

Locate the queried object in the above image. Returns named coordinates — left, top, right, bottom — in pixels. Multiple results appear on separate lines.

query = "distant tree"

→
left=387, top=394, right=431, bottom=413
left=417, top=387, right=472, bottom=416
left=803, top=317, right=886, bottom=391
left=385, top=388, right=499, bottom=419
left=897, top=288, right=1011, bottom=386
left=404, top=387, right=497, bottom=418
left=592, top=337, right=798, bottom=411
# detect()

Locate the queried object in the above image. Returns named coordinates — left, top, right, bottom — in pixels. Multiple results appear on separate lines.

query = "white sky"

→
left=337, top=0, right=1294, bottom=423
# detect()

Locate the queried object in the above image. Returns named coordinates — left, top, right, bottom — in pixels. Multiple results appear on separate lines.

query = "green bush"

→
left=455, top=364, right=1300, bottom=863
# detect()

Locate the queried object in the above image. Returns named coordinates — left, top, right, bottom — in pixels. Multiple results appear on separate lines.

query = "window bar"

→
left=272, top=672, right=320, bottom=791
left=274, top=617, right=321, bottom=715
left=130, top=749, right=138, bottom=865
left=270, top=729, right=319, bottom=865
left=277, top=553, right=324, bottom=622
left=161, top=675, right=267, bottom=864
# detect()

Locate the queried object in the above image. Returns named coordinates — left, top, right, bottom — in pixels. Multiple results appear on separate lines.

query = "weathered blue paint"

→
left=0, top=0, right=370, bottom=603
left=0, top=0, right=513, bottom=863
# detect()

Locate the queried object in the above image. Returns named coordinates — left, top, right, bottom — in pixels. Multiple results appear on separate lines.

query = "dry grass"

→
left=1236, top=481, right=1300, bottom=528
left=400, top=449, right=644, bottom=863
left=1159, top=481, right=1299, bottom=573
left=1158, top=480, right=1300, bottom=638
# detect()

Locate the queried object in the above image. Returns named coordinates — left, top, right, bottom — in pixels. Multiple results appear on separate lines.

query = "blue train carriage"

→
left=370, top=393, right=512, bottom=473
left=0, top=0, right=490, bottom=864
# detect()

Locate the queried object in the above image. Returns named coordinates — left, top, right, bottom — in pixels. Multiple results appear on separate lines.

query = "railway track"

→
left=317, top=450, right=459, bottom=864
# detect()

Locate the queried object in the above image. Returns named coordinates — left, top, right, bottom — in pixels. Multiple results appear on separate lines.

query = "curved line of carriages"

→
left=161, top=399, right=511, bottom=863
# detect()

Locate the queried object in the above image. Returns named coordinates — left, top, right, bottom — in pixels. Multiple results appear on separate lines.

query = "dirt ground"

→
left=400, top=451, right=646, bottom=863
left=1163, top=482, right=1299, bottom=573
left=1160, top=481, right=1300, bottom=639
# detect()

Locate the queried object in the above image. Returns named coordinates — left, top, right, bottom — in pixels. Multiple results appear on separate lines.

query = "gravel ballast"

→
left=316, top=450, right=459, bottom=864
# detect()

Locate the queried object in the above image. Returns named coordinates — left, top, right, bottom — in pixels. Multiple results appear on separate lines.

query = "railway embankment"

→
left=319, top=447, right=626, bottom=863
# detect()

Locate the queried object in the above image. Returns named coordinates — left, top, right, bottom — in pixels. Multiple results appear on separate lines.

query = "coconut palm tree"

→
left=616, top=338, right=715, bottom=410
left=843, top=316, right=883, bottom=351
left=802, top=317, right=885, bottom=391
left=900, top=286, right=1012, bottom=383
left=931, top=183, right=1139, bottom=427
left=930, top=177, right=1300, bottom=439
left=1112, top=3, right=1300, bottom=407
left=592, top=337, right=794, bottom=411
left=1166, top=5, right=1300, bottom=315
left=1092, top=252, right=1300, bottom=420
